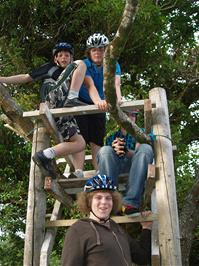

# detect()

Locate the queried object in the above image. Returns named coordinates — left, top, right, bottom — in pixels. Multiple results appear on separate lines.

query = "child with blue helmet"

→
left=61, top=174, right=152, bottom=266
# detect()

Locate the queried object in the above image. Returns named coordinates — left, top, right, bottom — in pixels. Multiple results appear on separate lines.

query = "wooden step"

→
left=46, top=213, right=157, bottom=228
left=58, top=170, right=128, bottom=189
left=56, top=154, right=92, bottom=165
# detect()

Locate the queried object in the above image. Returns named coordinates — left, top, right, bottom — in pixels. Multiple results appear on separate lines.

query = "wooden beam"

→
left=39, top=103, right=63, bottom=143
left=44, top=177, right=73, bottom=207
left=58, top=171, right=128, bottom=189
left=45, top=213, right=158, bottom=228
left=23, top=100, right=156, bottom=119
left=144, top=99, right=153, bottom=134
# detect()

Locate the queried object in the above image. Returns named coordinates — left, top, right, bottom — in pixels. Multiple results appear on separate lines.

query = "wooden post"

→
left=144, top=99, right=152, bottom=134
left=151, top=190, right=160, bottom=266
left=149, top=87, right=182, bottom=265
left=23, top=120, right=50, bottom=266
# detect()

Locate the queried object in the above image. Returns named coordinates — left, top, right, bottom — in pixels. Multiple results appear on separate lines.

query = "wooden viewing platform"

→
left=24, top=88, right=182, bottom=266
left=0, top=82, right=182, bottom=266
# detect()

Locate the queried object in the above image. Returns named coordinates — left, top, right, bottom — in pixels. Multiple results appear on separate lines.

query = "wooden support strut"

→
left=44, top=177, right=73, bottom=207
left=40, top=201, right=63, bottom=266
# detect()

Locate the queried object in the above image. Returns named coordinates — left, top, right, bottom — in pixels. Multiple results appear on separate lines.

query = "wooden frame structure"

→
left=1, top=85, right=182, bottom=266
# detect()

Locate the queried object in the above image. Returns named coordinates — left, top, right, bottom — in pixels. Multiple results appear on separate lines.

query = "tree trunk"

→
left=104, top=0, right=151, bottom=144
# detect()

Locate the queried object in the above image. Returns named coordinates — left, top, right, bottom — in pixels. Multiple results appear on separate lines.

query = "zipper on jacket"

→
left=112, top=231, right=130, bottom=266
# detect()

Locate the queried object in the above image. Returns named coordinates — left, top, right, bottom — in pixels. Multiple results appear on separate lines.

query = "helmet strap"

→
left=90, top=210, right=110, bottom=224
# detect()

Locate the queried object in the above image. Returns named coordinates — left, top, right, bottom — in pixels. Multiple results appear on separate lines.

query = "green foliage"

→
left=0, top=234, right=24, bottom=266
left=0, top=0, right=198, bottom=264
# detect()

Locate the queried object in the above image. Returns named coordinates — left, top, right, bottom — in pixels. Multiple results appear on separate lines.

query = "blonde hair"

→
left=77, top=190, right=122, bottom=216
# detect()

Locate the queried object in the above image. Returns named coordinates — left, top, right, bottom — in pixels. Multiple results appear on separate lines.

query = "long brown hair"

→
left=77, top=190, right=122, bottom=216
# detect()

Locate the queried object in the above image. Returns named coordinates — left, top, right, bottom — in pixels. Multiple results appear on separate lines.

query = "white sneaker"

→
left=68, top=169, right=84, bottom=179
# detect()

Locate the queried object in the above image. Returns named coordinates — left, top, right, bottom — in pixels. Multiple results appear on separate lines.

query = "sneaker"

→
left=32, top=150, right=57, bottom=179
left=67, top=169, right=84, bottom=179
left=121, top=204, right=139, bottom=216
left=64, top=97, right=87, bottom=107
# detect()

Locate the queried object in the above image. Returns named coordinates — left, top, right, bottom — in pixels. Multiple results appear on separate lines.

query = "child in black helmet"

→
left=61, top=174, right=152, bottom=266
left=0, top=42, right=86, bottom=178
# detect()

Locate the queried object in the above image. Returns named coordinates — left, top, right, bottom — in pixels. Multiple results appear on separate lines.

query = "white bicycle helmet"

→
left=86, top=33, right=109, bottom=49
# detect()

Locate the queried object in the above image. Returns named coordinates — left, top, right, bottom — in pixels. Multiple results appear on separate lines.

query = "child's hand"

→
left=96, top=100, right=107, bottom=111
left=112, top=138, right=126, bottom=156
left=140, top=210, right=153, bottom=230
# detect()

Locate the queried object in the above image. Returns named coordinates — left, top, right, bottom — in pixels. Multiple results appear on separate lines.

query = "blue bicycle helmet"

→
left=52, top=42, right=74, bottom=56
left=84, top=174, right=117, bottom=192
left=86, top=33, right=109, bottom=49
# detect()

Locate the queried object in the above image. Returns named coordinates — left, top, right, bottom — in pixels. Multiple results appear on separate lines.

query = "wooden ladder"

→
left=23, top=87, right=182, bottom=266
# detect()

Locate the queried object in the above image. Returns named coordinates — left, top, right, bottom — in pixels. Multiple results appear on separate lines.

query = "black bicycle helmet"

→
left=86, top=33, right=109, bottom=49
left=52, top=42, right=74, bottom=56
left=84, top=174, right=117, bottom=193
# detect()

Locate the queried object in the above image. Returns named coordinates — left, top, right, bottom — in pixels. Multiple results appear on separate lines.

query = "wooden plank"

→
left=44, top=177, right=73, bottom=207
left=40, top=201, right=63, bottom=266
left=56, top=154, right=92, bottom=165
left=58, top=171, right=128, bottom=189
left=23, top=100, right=156, bottom=119
left=144, top=99, right=153, bottom=134
left=45, top=213, right=158, bottom=228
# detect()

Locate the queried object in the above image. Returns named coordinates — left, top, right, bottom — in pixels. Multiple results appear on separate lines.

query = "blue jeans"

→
left=97, top=144, right=154, bottom=208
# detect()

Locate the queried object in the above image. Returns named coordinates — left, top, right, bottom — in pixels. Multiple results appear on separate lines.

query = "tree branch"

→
left=104, top=0, right=151, bottom=143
